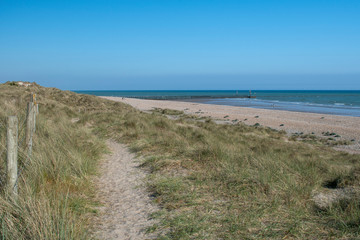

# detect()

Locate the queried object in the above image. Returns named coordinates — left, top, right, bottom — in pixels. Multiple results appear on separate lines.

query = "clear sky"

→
left=1, top=0, right=359, bottom=90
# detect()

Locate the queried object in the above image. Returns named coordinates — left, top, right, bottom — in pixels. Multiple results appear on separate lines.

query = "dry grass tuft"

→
left=0, top=82, right=108, bottom=239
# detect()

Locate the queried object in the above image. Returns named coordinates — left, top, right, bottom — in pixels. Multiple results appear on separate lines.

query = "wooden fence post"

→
left=26, top=102, right=34, bottom=158
left=33, top=104, right=37, bottom=133
left=32, top=94, right=37, bottom=132
left=7, top=116, right=18, bottom=197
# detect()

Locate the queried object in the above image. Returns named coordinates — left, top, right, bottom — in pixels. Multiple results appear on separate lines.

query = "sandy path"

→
left=102, top=97, right=360, bottom=153
left=92, top=140, right=158, bottom=240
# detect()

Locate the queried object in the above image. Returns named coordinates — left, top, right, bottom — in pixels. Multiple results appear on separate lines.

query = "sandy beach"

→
left=103, top=97, right=360, bottom=153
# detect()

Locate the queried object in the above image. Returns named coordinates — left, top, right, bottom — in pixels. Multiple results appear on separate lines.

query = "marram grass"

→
left=1, top=82, right=360, bottom=239
left=0, top=83, right=106, bottom=239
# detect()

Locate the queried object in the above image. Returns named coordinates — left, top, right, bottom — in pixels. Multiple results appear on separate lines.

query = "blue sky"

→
left=0, top=0, right=359, bottom=90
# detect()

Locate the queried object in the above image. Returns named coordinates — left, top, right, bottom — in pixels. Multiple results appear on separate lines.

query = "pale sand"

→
left=92, top=140, right=158, bottom=240
left=102, top=97, right=360, bottom=153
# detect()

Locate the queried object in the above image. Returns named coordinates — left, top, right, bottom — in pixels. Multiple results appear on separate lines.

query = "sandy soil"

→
left=102, top=97, right=360, bottom=153
left=92, top=140, right=158, bottom=240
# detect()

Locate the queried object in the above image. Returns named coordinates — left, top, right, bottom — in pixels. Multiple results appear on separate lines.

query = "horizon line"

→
left=73, top=89, right=360, bottom=91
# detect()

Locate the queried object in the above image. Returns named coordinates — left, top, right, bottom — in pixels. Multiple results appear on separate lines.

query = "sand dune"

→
left=103, top=97, right=360, bottom=153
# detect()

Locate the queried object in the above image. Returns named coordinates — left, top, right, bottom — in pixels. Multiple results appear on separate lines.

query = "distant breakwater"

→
left=122, top=95, right=255, bottom=100
left=75, top=90, right=360, bottom=108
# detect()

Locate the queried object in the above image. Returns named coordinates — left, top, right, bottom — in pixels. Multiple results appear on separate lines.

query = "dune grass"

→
left=1, top=82, right=360, bottom=239
left=0, top=83, right=108, bottom=239
left=87, top=103, right=360, bottom=239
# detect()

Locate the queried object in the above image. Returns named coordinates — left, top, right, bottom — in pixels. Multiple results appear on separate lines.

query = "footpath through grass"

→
left=1, top=82, right=360, bottom=239
left=90, top=106, right=360, bottom=239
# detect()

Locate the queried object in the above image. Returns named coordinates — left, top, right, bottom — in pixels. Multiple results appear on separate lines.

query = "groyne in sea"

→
left=123, top=95, right=255, bottom=100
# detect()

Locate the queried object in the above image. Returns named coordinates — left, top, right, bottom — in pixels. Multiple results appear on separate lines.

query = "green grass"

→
left=1, top=81, right=360, bottom=239
left=291, top=132, right=352, bottom=146
left=151, top=108, right=185, bottom=116
left=86, top=96, right=360, bottom=239
left=0, top=82, right=107, bottom=239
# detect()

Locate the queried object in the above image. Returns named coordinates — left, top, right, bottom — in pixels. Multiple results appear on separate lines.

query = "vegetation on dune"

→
left=0, top=82, right=111, bottom=239
left=91, top=108, right=360, bottom=239
left=1, top=81, right=360, bottom=239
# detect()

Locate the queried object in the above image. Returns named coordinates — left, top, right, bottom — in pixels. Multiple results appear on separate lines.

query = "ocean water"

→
left=75, top=90, right=360, bottom=117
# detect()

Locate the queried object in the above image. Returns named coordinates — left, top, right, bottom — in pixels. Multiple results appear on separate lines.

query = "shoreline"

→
left=76, top=90, right=360, bottom=117
left=176, top=98, right=360, bottom=117
left=102, top=96, right=360, bottom=153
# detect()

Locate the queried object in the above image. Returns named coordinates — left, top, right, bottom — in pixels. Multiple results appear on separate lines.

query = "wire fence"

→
left=0, top=96, right=38, bottom=197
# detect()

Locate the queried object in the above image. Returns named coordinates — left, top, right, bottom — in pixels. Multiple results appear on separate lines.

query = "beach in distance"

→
left=102, top=96, right=360, bottom=154
left=78, top=90, right=360, bottom=117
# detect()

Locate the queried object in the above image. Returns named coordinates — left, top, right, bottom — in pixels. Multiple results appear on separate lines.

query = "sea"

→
left=74, top=90, right=360, bottom=117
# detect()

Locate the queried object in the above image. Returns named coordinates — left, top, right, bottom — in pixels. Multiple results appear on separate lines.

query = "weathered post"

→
left=33, top=104, right=36, bottom=133
left=26, top=102, right=34, bottom=158
left=32, top=94, right=37, bottom=132
left=7, top=116, right=18, bottom=197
